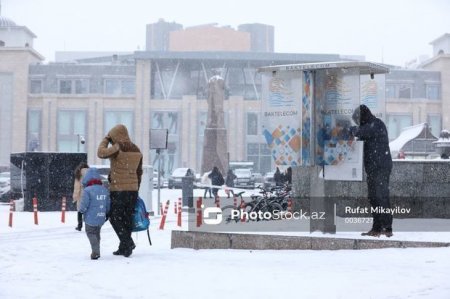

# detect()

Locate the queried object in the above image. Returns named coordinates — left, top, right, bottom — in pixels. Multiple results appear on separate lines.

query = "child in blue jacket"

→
left=79, top=168, right=111, bottom=260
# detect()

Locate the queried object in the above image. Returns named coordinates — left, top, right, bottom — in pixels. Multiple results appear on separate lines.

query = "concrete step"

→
left=171, top=230, right=450, bottom=250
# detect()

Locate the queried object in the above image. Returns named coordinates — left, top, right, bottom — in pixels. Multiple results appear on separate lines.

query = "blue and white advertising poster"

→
left=360, top=74, right=386, bottom=121
left=314, top=68, right=364, bottom=180
left=261, top=72, right=302, bottom=166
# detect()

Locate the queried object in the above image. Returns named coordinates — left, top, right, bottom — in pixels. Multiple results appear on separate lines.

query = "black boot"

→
left=381, top=228, right=393, bottom=237
left=361, top=230, right=381, bottom=237
left=122, top=247, right=133, bottom=258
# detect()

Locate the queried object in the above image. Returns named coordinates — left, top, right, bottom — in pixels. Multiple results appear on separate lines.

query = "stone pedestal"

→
left=201, top=128, right=228, bottom=175
left=294, top=166, right=336, bottom=234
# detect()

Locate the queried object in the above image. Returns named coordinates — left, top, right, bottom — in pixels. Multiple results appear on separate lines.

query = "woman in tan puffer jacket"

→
left=97, top=124, right=142, bottom=257
left=73, top=162, right=89, bottom=231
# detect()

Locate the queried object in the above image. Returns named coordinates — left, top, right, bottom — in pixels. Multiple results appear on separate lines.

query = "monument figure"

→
left=201, top=73, right=228, bottom=175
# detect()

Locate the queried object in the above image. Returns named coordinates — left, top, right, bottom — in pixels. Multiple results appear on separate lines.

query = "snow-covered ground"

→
left=1, top=188, right=450, bottom=299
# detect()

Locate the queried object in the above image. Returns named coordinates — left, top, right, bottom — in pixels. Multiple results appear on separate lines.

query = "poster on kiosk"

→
left=260, top=62, right=387, bottom=181
left=261, top=71, right=303, bottom=167
left=314, top=68, right=362, bottom=180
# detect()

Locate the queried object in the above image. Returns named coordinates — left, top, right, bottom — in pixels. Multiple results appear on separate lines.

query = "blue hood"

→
left=81, top=168, right=103, bottom=187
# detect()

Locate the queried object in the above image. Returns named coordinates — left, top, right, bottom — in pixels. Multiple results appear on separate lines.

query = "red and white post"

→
left=61, top=196, right=66, bottom=223
left=196, top=197, right=203, bottom=227
left=33, top=196, right=39, bottom=225
left=287, top=198, right=293, bottom=213
left=8, top=199, right=14, bottom=227
left=158, top=200, right=170, bottom=230
left=177, top=197, right=182, bottom=227
left=240, top=199, right=246, bottom=223
left=215, top=196, right=220, bottom=208
left=174, top=199, right=178, bottom=215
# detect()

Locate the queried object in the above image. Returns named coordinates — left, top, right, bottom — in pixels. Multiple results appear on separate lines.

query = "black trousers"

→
left=203, top=187, right=212, bottom=198
left=367, top=169, right=392, bottom=231
left=77, top=212, right=83, bottom=228
left=109, top=191, right=138, bottom=250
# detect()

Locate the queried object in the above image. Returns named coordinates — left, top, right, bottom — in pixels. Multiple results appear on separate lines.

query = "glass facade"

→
left=150, top=111, right=180, bottom=178
left=150, top=62, right=262, bottom=100
left=104, top=111, right=134, bottom=138
left=57, top=110, right=87, bottom=152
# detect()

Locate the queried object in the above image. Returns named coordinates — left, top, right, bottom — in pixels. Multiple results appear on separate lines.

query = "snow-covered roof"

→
left=389, top=123, right=429, bottom=154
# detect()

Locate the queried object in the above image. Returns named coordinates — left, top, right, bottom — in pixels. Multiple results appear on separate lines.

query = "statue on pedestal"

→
left=201, top=73, right=228, bottom=175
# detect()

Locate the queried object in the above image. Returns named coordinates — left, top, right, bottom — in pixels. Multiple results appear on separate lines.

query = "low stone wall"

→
left=171, top=231, right=450, bottom=250
left=292, top=160, right=450, bottom=218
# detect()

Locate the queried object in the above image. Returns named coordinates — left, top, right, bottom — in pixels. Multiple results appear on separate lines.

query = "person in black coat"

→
left=208, top=166, right=224, bottom=198
left=225, top=169, right=237, bottom=198
left=274, top=167, right=283, bottom=186
left=284, top=167, right=292, bottom=185
left=350, top=105, right=393, bottom=237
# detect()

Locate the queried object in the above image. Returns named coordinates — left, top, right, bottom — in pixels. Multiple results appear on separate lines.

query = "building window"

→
left=386, top=114, right=412, bottom=140
left=27, top=110, right=41, bottom=151
left=247, top=113, right=258, bottom=135
left=105, top=79, right=121, bottom=95
left=247, top=143, right=272, bottom=174
left=122, top=80, right=136, bottom=95
left=426, top=84, right=440, bottom=100
left=104, top=79, right=135, bottom=95
left=75, top=79, right=89, bottom=94
left=385, top=84, right=396, bottom=98
left=59, top=80, right=72, bottom=94
left=58, top=79, right=89, bottom=94
left=30, top=79, right=43, bottom=94
left=398, top=85, right=412, bottom=99
left=57, top=110, right=87, bottom=152
left=104, top=111, right=134, bottom=139
left=428, top=114, right=442, bottom=137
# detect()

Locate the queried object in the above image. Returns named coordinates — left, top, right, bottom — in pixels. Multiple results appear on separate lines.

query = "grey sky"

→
left=3, top=0, right=450, bottom=66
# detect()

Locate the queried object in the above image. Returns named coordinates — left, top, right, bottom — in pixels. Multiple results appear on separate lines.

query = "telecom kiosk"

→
left=258, top=61, right=390, bottom=232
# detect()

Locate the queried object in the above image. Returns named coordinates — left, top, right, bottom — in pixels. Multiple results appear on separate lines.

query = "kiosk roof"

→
left=258, top=61, right=390, bottom=75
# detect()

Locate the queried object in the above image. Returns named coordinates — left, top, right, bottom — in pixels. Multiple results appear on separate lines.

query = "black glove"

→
left=349, top=126, right=358, bottom=136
